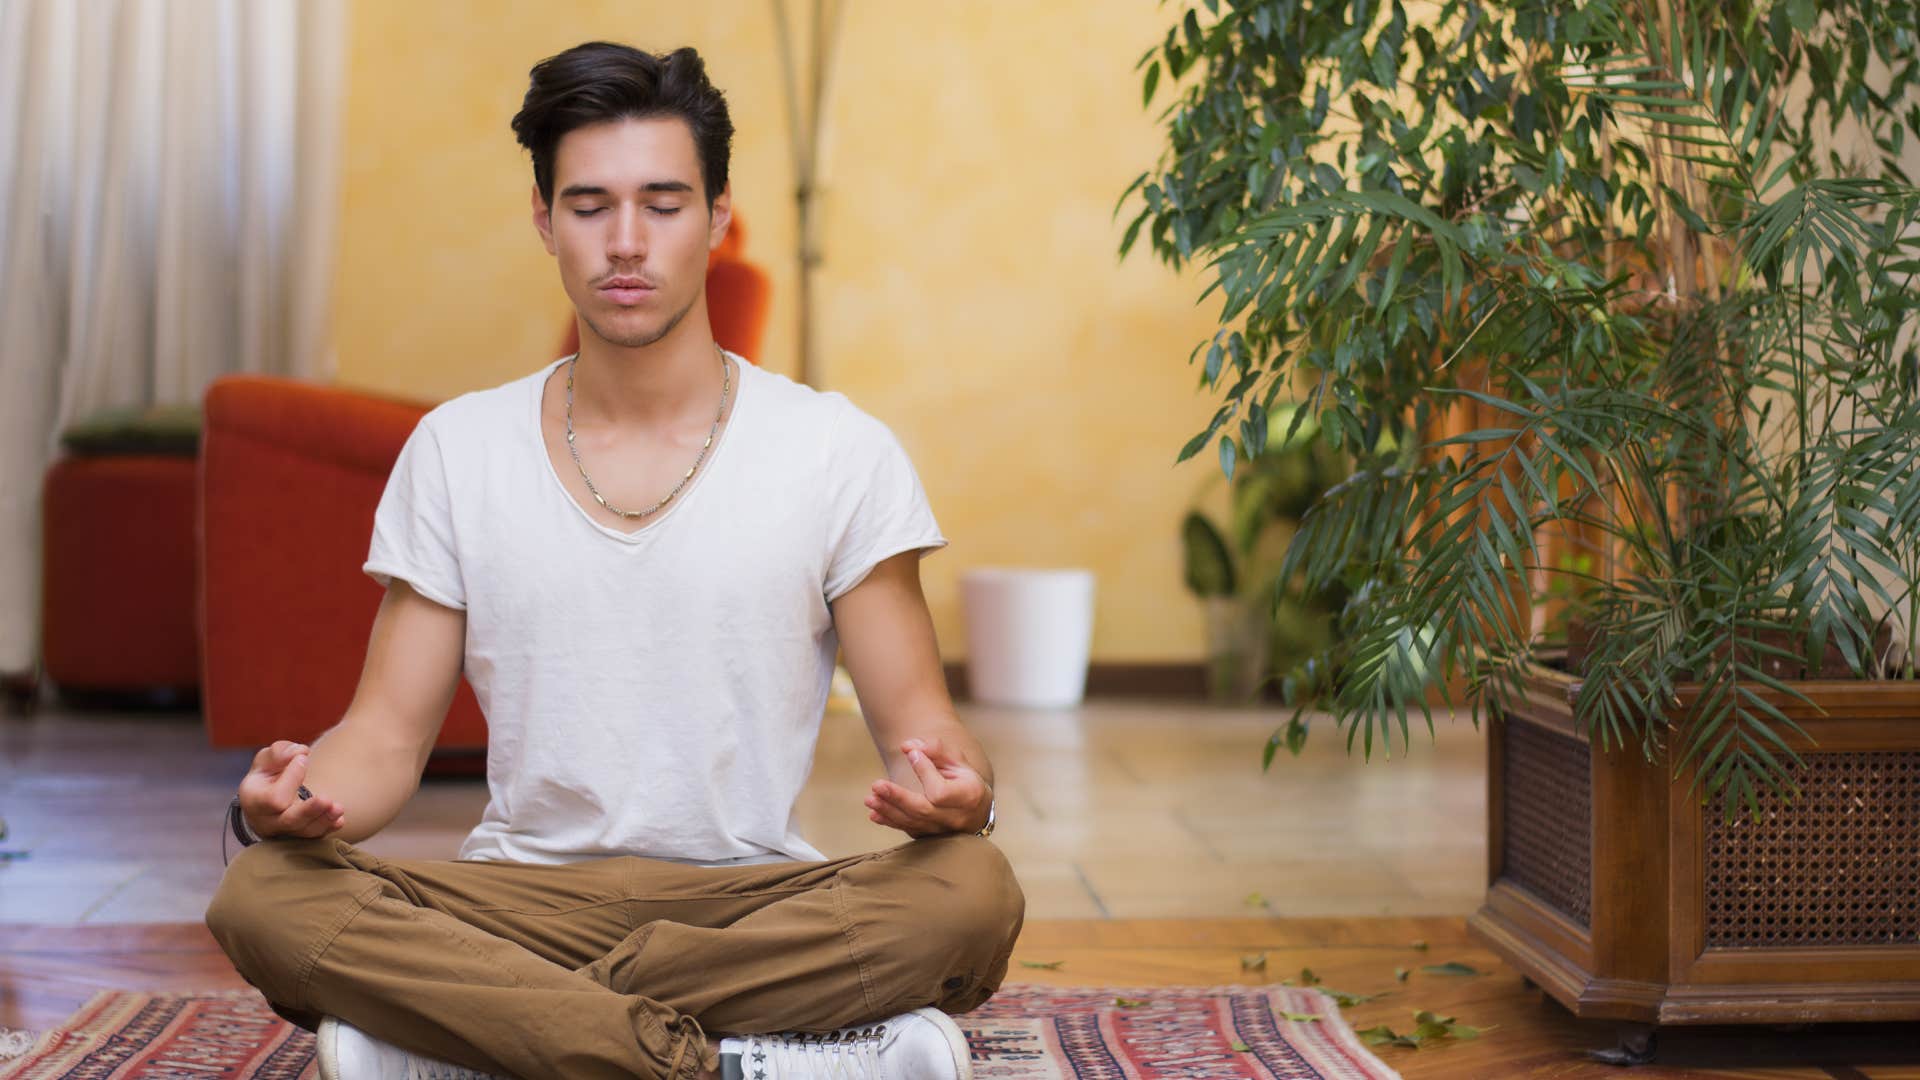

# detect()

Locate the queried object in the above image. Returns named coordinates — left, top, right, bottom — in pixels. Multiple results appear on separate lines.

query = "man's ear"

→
left=532, top=184, right=556, bottom=255
left=708, top=182, right=733, bottom=252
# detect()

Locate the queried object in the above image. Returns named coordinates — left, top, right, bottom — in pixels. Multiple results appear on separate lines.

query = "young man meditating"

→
left=206, top=42, right=1022, bottom=1080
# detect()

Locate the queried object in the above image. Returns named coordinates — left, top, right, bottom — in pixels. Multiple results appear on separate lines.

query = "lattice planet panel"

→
left=1704, top=751, right=1920, bottom=949
left=1500, top=718, right=1594, bottom=928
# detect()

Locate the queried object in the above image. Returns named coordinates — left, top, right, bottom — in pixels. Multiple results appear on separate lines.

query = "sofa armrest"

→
left=198, top=375, right=486, bottom=760
left=203, top=376, right=430, bottom=477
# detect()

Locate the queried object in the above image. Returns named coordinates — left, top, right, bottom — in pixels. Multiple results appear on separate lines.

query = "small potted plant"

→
left=1180, top=404, right=1346, bottom=703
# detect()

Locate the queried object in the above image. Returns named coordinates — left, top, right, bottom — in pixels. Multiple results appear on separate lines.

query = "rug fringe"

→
left=0, top=1028, right=40, bottom=1061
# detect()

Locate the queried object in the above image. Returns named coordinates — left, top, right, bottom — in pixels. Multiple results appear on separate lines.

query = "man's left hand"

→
left=866, top=736, right=991, bottom=838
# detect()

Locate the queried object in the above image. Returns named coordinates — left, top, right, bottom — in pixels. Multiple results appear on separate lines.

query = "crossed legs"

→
left=205, top=834, right=1024, bottom=1080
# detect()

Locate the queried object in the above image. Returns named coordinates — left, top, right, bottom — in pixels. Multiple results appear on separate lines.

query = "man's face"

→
left=533, top=116, right=731, bottom=350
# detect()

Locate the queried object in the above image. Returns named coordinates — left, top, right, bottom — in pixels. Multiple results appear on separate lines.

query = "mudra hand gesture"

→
left=238, top=740, right=347, bottom=840
left=864, top=736, right=991, bottom=838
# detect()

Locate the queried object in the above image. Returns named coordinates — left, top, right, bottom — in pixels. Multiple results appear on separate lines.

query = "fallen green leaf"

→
left=1019, top=959, right=1065, bottom=970
left=1244, top=891, right=1268, bottom=908
left=1323, top=987, right=1382, bottom=1007
left=1412, top=1011, right=1488, bottom=1040
left=1298, top=967, right=1320, bottom=985
left=1394, top=967, right=1410, bottom=982
left=1359, top=1010, right=1489, bottom=1049
left=1420, top=962, right=1482, bottom=977
left=1357, top=1024, right=1421, bottom=1049
left=1410, top=940, right=1429, bottom=951
left=1278, top=1011, right=1321, bottom=1023
left=1240, top=952, right=1267, bottom=971
left=1113, top=997, right=1150, bottom=1008
left=1229, top=1039, right=1251, bottom=1051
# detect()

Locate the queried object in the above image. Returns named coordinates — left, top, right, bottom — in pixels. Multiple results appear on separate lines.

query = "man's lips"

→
left=598, top=278, right=657, bottom=304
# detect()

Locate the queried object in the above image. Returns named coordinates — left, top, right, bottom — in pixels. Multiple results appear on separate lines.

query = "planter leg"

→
left=1588, top=1024, right=1656, bottom=1066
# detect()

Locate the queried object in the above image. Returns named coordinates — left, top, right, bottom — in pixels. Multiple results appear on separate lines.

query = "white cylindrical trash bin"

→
left=960, top=567, right=1096, bottom=708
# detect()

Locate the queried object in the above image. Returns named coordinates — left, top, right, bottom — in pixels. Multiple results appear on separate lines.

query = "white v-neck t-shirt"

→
left=362, top=352, right=947, bottom=866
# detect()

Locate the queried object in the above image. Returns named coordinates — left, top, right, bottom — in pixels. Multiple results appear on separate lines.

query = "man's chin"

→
left=579, top=297, right=694, bottom=351
left=596, top=329, right=671, bottom=349
left=580, top=315, right=670, bottom=350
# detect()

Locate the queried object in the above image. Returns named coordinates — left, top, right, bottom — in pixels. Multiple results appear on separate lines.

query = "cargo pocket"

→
left=935, top=968, right=980, bottom=1012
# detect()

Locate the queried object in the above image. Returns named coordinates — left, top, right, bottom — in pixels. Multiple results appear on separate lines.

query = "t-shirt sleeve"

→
left=363, top=416, right=467, bottom=611
left=822, top=403, right=948, bottom=603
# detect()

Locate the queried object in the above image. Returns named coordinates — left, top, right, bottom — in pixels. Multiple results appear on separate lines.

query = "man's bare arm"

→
left=238, top=580, right=465, bottom=843
left=831, top=550, right=994, bottom=836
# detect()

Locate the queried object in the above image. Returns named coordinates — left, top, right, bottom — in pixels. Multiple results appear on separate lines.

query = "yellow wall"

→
left=333, top=1, right=1226, bottom=661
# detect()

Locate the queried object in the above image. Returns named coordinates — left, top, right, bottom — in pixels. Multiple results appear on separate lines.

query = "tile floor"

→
left=0, top=696, right=1487, bottom=924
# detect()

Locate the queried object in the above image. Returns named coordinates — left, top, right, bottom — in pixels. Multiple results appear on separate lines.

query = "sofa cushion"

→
left=61, top=404, right=203, bottom=456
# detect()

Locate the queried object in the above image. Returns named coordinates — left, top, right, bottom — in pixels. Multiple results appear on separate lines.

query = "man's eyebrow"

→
left=556, top=181, right=696, bottom=199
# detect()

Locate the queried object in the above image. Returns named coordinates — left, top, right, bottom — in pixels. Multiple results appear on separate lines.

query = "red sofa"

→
left=43, top=455, right=201, bottom=694
left=200, top=221, right=770, bottom=759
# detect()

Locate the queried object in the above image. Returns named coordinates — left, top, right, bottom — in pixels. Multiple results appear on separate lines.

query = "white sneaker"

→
left=717, top=1007, right=972, bottom=1079
left=316, top=1015, right=504, bottom=1080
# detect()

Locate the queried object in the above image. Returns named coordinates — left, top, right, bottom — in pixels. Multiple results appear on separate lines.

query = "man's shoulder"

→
left=738, top=356, right=850, bottom=418
left=417, top=361, right=554, bottom=439
left=743, top=360, right=908, bottom=446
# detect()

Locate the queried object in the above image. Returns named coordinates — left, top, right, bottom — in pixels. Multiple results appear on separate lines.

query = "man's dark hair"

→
left=510, top=42, right=733, bottom=209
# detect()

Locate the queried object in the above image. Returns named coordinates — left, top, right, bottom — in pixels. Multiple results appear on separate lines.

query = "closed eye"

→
left=570, top=207, right=682, bottom=217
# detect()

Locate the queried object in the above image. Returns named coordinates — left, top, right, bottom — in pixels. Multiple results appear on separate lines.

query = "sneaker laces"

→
left=739, top=1023, right=887, bottom=1079
left=405, top=1057, right=501, bottom=1080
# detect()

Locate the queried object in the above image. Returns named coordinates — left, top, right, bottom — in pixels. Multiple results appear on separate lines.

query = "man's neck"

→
left=570, top=321, right=724, bottom=428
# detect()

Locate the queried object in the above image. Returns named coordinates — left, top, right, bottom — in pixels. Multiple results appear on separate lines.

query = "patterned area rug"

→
left=0, top=984, right=1399, bottom=1079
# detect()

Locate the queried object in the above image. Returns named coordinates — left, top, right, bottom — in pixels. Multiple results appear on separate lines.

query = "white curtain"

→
left=0, top=0, right=346, bottom=675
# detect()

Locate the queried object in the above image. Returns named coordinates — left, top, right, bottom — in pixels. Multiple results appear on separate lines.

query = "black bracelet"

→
left=223, top=796, right=258, bottom=867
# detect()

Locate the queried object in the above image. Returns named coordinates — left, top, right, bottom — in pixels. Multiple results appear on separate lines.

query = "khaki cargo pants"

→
left=205, top=832, right=1025, bottom=1079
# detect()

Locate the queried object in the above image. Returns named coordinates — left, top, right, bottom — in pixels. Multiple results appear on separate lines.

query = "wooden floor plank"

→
left=4, top=920, right=1918, bottom=1078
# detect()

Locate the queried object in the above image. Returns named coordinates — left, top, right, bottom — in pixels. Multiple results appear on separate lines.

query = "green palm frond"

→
left=1126, top=0, right=1920, bottom=815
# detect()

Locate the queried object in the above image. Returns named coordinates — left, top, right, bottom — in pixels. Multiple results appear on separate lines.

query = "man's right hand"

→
left=238, top=740, right=347, bottom=840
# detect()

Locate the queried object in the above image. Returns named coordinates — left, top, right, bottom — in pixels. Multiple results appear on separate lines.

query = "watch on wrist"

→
left=974, top=794, right=997, bottom=838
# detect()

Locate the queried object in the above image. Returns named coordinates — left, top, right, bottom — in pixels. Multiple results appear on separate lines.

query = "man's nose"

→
left=607, top=204, right=647, bottom=260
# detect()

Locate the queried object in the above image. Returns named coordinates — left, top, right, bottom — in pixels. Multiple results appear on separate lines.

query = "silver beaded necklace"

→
left=564, top=343, right=731, bottom=520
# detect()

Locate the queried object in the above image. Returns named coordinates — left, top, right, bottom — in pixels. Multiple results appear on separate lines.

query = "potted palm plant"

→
left=1123, top=0, right=1920, bottom=1052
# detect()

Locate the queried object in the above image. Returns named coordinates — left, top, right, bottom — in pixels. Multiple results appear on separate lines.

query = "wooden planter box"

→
left=1467, top=663, right=1920, bottom=1027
